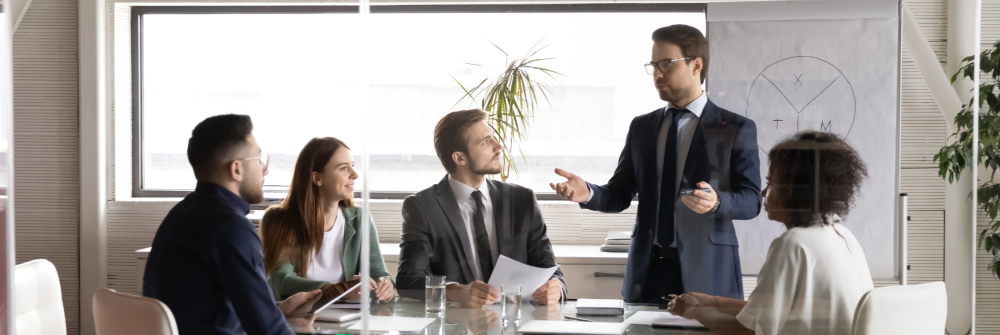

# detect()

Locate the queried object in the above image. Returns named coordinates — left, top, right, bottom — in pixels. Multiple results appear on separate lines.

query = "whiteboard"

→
left=706, top=16, right=899, bottom=278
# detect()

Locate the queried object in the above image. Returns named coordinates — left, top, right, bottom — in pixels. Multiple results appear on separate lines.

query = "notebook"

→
left=605, top=231, right=631, bottom=241
left=517, top=320, right=628, bottom=335
left=575, top=299, right=625, bottom=315
left=315, top=309, right=361, bottom=322
left=346, top=316, right=435, bottom=333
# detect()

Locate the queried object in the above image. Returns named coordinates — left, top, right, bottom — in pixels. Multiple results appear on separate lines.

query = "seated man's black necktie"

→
left=471, top=190, right=494, bottom=282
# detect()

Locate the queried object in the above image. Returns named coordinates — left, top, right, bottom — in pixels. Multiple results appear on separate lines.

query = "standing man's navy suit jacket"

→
left=582, top=99, right=762, bottom=302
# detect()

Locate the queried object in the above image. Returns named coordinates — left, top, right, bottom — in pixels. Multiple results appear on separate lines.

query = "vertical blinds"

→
left=12, top=0, right=80, bottom=332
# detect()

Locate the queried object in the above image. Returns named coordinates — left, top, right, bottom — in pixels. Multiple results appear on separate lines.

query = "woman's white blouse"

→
left=306, top=208, right=347, bottom=283
left=735, top=223, right=874, bottom=335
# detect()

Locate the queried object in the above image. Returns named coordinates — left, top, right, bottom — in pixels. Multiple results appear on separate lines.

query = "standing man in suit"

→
left=550, top=25, right=762, bottom=303
left=397, top=109, right=566, bottom=307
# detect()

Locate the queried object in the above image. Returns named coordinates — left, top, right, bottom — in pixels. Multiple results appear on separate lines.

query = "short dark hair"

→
left=434, top=109, right=488, bottom=174
left=652, top=25, right=709, bottom=84
left=767, top=131, right=868, bottom=228
left=187, top=114, right=254, bottom=180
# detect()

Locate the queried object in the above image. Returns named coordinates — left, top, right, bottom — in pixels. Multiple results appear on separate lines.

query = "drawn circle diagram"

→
left=745, top=56, right=856, bottom=153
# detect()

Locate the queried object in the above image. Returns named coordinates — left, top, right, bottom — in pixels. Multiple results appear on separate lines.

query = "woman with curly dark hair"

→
left=667, top=131, right=874, bottom=335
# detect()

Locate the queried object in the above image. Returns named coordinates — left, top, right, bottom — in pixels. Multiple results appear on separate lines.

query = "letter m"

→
left=820, top=120, right=832, bottom=132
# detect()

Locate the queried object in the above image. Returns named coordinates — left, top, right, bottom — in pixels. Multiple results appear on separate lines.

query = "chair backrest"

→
left=93, top=288, right=178, bottom=335
left=14, top=259, right=66, bottom=335
left=851, top=281, right=947, bottom=335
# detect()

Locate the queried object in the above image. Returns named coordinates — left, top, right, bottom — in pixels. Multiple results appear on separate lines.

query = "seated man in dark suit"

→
left=143, top=114, right=321, bottom=335
left=397, top=109, right=566, bottom=307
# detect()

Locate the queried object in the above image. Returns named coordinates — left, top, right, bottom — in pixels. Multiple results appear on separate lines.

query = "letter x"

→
left=761, top=74, right=841, bottom=114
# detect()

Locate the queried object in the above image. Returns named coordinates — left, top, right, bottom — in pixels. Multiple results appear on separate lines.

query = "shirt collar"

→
left=194, top=181, right=251, bottom=215
left=447, top=174, right=491, bottom=204
left=666, top=91, right=707, bottom=118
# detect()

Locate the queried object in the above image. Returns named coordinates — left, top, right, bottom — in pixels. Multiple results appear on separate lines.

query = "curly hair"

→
left=767, top=131, right=868, bottom=228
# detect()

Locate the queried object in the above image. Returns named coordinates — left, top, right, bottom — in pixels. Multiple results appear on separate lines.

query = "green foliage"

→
left=935, top=38, right=1000, bottom=279
left=452, top=41, right=561, bottom=181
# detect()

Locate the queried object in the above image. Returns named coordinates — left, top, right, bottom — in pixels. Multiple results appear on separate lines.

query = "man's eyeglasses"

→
left=241, top=154, right=270, bottom=170
left=645, top=57, right=692, bottom=75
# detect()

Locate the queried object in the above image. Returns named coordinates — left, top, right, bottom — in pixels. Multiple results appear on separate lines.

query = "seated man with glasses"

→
left=143, top=114, right=321, bottom=335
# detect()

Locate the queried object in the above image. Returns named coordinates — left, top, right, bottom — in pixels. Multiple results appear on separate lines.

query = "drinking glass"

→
left=500, top=284, right=522, bottom=326
left=425, top=275, right=447, bottom=313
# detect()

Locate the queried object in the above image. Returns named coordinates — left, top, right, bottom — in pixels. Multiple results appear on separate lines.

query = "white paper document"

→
left=624, top=311, right=706, bottom=329
left=517, top=320, right=629, bottom=335
left=487, top=255, right=559, bottom=299
left=346, top=316, right=435, bottom=332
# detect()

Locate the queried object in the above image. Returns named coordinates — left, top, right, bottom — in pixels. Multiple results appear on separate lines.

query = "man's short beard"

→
left=658, top=81, right=694, bottom=105
left=469, top=157, right=502, bottom=175
left=238, top=179, right=264, bottom=204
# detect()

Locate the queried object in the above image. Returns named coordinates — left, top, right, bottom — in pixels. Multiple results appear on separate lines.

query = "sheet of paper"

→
left=624, top=311, right=706, bottom=329
left=487, top=255, right=559, bottom=299
left=517, top=320, right=629, bottom=335
left=346, top=316, right=435, bottom=332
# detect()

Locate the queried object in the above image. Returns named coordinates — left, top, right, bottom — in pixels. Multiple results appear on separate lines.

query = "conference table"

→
left=289, top=299, right=714, bottom=335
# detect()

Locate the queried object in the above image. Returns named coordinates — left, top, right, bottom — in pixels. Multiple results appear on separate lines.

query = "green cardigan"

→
left=262, top=205, right=394, bottom=300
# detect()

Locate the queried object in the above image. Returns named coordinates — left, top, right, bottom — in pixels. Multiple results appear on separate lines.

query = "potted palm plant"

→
left=934, top=38, right=1000, bottom=278
left=452, top=41, right=561, bottom=181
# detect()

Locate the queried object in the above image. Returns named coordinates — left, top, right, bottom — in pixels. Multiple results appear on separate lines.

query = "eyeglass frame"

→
left=239, top=154, right=270, bottom=170
left=645, top=57, right=693, bottom=75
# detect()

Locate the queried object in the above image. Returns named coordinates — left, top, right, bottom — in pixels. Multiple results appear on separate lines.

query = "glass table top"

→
left=290, top=300, right=713, bottom=335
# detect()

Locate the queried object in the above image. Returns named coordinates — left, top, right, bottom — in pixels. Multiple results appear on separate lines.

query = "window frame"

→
left=130, top=3, right=706, bottom=199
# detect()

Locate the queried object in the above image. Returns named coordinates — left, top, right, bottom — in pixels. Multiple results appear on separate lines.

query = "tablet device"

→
left=288, top=282, right=362, bottom=318
left=650, top=315, right=708, bottom=330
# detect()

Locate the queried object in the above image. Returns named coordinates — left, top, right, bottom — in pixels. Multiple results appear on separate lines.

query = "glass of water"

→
left=425, top=275, right=447, bottom=313
left=500, top=284, right=522, bottom=326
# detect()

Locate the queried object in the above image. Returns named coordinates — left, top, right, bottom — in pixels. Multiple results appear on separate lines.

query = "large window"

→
left=133, top=5, right=706, bottom=197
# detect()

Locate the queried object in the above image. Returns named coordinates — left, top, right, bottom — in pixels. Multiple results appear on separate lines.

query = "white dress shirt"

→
left=583, top=92, right=707, bottom=248
left=307, top=207, right=347, bottom=283
left=448, top=175, right=499, bottom=281
left=656, top=92, right=707, bottom=247
left=735, top=218, right=874, bottom=335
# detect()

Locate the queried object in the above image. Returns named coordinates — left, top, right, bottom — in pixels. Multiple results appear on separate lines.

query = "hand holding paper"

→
left=532, top=278, right=562, bottom=305
left=487, top=255, right=559, bottom=300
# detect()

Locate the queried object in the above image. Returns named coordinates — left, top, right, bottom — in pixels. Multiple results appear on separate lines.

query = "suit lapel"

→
left=340, top=207, right=358, bottom=280
left=681, top=100, right=721, bottom=187
left=645, top=108, right=669, bottom=191
left=487, top=179, right=510, bottom=256
left=434, top=176, right=477, bottom=280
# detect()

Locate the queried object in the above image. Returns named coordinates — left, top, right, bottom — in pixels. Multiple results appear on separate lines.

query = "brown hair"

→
left=767, top=131, right=868, bottom=228
left=652, top=25, right=709, bottom=84
left=434, top=109, right=488, bottom=174
left=261, top=137, right=354, bottom=276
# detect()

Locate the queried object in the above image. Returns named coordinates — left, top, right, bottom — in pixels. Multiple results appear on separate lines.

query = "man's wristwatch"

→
left=710, top=198, right=721, bottom=213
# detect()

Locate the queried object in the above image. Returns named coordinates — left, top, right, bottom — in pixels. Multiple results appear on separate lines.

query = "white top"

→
left=736, top=221, right=874, bottom=335
left=307, top=207, right=348, bottom=283
left=448, top=175, right=498, bottom=281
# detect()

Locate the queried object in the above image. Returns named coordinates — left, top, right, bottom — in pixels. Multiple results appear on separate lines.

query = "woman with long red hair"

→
left=260, top=137, right=394, bottom=302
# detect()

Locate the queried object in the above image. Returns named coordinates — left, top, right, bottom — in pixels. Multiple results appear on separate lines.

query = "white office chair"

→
left=93, top=288, right=178, bottom=335
left=14, top=259, right=66, bottom=335
left=851, top=281, right=947, bottom=335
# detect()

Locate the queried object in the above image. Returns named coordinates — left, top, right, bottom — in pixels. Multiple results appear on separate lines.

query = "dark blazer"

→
left=396, top=176, right=567, bottom=300
left=582, top=99, right=762, bottom=302
left=143, top=182, right=292, bottom=335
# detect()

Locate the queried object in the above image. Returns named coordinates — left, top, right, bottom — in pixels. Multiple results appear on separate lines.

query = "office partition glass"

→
left=0, top=0, right=12, bottom=331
